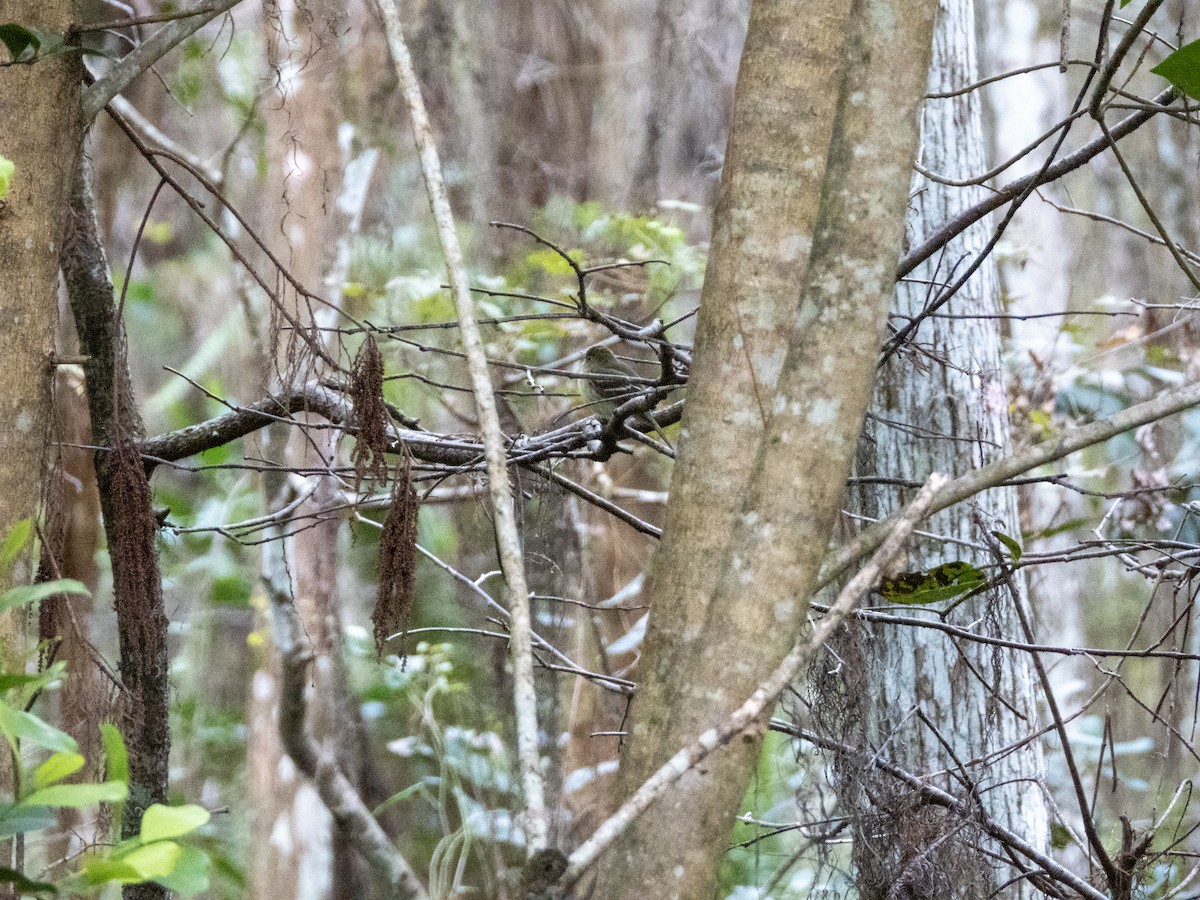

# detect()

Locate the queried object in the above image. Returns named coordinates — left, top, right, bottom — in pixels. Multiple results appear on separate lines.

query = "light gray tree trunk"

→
left=815, top=1, right=1050, bottom=896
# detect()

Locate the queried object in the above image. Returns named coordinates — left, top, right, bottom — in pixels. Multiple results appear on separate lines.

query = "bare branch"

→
left=897, top=88, right=1177, bottom=280
left=776, top=724, right=1109, bottom=900
left=820, top=376, right=1200, bottom=589
left=80, top=0, right=242, bottom=122
left=373, top=0, right=549, bottom=851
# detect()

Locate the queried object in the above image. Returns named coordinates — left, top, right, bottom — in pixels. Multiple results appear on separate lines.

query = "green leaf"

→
left=0, top=673, right=48, bottom=692
left=0, top=661, right=66, bottom=696
left=101, top=723, right=128, bottom=784
left=79, top=857, right=141, bottom=887
left=208, top=572, right=251, bottom=608
left=117, top=841, right=181, bottom=880
left=0, top=804, right=54, bottom=841
left=0, top=580, right=90, bottom=618
left=0, top=519, right=32, bottom=572
left=0, top=865, right=56, bottom=895
left=1152, top=39, right=1200, bottom=101
left=992, top=531, right=1023, bottom=562
left=21, top=780, right=127, bottom=808
left=0, top=23, right=41, bottom=61
left=153, top=844, right=210, bottom=896
left=33, top=751, right=85, bottom=789
left=139, top=804, right=210, bottom=842
left=879, top=561, right=987, bottom=606
left=0, top=701, right=77, bottom=753
left=0, top=156, right=13, bottom=201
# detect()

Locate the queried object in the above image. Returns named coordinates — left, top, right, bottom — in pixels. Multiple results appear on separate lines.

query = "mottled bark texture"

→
left=0, top=0, right=83, bottom=592
left=590, top=1, right=938, bottom=897
left=61, top=158, right=170, bottom=900
left=811, top=0, right=1049, bottom=896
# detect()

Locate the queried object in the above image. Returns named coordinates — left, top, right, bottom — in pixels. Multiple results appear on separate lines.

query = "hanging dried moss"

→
left=351, top=333, right=391, bottom=492
left=373, top=454, right=419, bottom=659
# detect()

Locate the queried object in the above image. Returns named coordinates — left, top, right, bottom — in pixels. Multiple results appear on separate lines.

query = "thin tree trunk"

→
left=247, top=5, right=373, bottom=895
left=0, top=0, right=83, bottom=589
left=62, top=154, right=171, bottom=900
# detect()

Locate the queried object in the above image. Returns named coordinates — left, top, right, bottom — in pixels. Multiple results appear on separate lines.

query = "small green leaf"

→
left=1152, top=39, right=1200, bottom=101
left=208, top=573, right=251, bottom=608
left=0, top=23, right=41, bottom=61
left=0, top=865, right=56, bottom=895
left=0, top=156, right=12, bottom=200
left=101, top=723, right=128, bottom=784
left=0, top=519, right=32, bottom=571
left=139, top=804, right=210, bottom=842
left=153, top=844, right=210, bottom=895
left=992, top=531, right=1023, bottom=562
left=0, top=580, right=90, bottom=616
left=0, top=673, right=49, bottom=692
left=0, top=804, right=54, bottom=841
left=33, top=751, right=85, bottom=789
left=116, top=841, right=181, bottom=880
left=79, top=857, right=141, bottom=887
left=0, top=661, right=65, bottom=696
left=21, top=780, right=127, bottom=808
left=0, top=701, right=77, bottom=753
left=879, top=561, right=987, bottom=606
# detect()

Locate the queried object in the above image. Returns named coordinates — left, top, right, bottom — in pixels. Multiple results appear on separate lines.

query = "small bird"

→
left=580, top=345, right=670, bottom=444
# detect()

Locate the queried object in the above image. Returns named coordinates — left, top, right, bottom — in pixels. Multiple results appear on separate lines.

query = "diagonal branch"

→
left=897, top=88, right=1177, bottom=280
left=263, top=503, right=428, bottom=900
left=558, top=475, right=945, bottom=892
left=775, top=723, right=1108, bottom=900
left=819, top=376, right=1200, bottom=587
left=79, top=0, right=242, bottom=121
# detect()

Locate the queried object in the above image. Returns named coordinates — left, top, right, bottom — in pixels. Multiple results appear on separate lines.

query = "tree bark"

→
left=591, top=0, right=938, bottom=896
left=812, top=0, right=1050, bottom=895
left=0, top=0, right=83, bottom=591
left=62, top=156, right=170, bottom=900
left=247, top=4, right=370, bottom=896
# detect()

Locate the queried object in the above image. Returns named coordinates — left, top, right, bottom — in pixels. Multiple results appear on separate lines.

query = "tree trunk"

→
left=810, top=1, right=1050, bottom=896
left=62, top=155, right=171, bottom=900
left=0, top=0, right=83, bottom=591
left=247, top=4, right=370, bottom=896
left=590, top=0, right=938, bottom=896
left=641, top=0, right=747, bottom=213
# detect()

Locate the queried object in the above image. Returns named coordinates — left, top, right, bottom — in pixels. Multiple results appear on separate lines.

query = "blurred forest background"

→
left=6, top=0, right=1200, bottom=897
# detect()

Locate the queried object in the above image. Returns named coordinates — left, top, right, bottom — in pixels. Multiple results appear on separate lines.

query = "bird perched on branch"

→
left=580, top=345, right=670, bottom=445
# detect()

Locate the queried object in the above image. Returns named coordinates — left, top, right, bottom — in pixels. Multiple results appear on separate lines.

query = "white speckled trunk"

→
left=832, top=0, right=1050, bottom=894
